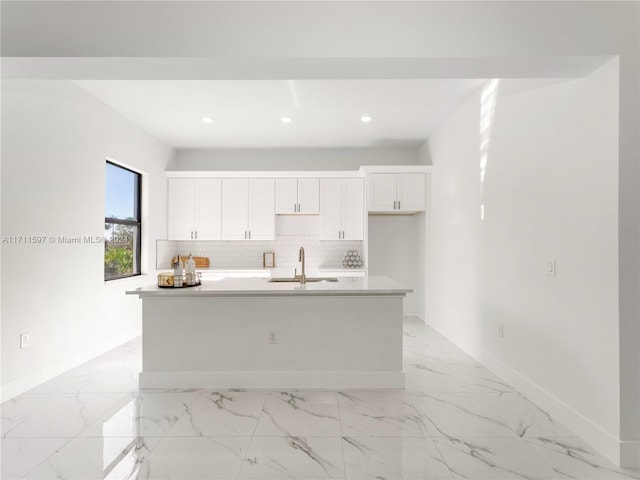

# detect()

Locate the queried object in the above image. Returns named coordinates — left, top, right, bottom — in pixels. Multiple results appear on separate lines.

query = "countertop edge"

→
left=126, top=276, right=412, bottom=298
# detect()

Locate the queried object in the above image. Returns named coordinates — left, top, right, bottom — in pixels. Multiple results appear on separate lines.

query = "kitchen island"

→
left=127, top=276, right=411, bottom=390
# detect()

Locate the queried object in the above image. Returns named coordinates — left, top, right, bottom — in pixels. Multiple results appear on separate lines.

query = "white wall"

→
left=430, top=61, right=622, bottom=462
left=174, top=147, right=421, bottom=171
left=368, top=215, right=422, bottom=317
left=1, top=80, right=174, bottom=401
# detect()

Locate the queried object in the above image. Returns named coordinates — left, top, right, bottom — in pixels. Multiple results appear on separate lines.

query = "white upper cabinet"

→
left=168, top=178, right=222, bottom=240
left=320, top=178, right=364, bottom=240
left=319, top=179, right=343, bottom=240
left=196, top=179, right=223, bottom=239
left=368, top=174, right=397, bottom=212
left=168, top=179, right=194, bottom=241
left=275, top=178, right=298, bottom=214
left=275, top=178, right=319, bottom=214
left=222, top=178, right=275, bottom=240
left=367, top=173, right=426, bottom=213
left=221, top=179, right=249, bottom=240
left=397, top=173, right=426, bottom=212
left=248, top=179, right=276, bottom=240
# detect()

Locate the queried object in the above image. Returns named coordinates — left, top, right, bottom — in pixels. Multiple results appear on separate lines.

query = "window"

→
left=104, top=161, right=141, bottom=280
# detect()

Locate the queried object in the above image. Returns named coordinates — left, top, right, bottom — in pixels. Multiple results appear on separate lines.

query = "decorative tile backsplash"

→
left=157, top=236, right=363, bottom=270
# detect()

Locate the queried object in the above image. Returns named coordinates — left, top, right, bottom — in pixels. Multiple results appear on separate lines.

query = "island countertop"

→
left=126, top=275, right=411, bottom=298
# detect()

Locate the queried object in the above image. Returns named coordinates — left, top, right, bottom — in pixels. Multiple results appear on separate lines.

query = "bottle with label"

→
left=186, top=253, right=196, bottom=285
left=173, top=256, right=184, bottom=287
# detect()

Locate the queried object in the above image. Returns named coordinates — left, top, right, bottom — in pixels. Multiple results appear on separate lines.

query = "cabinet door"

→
left=248, top=179, right=275, bottom=240
left=221, top=179, right=249, bottom=240
left=297, top=178, right=320, bottom=214
left=342, top=178, right=365, bottom=240
left=275, top=178, right=298, bottom=214
left=397, top=173, right=426, bottom=212
left=195, top=178, right=222, bottom=240
left=167, top=179, right=195, bottom=240
left=319, top=178, right=343, bottom=240
left=368, top=173, right=396, bottom=212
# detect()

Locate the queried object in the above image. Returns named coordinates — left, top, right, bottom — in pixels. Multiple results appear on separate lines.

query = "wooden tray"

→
left=158, top=281, right=202, bottom=289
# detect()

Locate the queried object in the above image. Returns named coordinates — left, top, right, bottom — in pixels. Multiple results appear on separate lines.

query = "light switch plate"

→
left=20, top=333, right=31, bottom=348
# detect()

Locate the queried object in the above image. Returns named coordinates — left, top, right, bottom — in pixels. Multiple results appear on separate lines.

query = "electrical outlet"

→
left=20, top=333, right=31, bottom=348
left=546, top=260, right=557, bottom=276
left=497, top=324, right=504, bottom=338
left=268, top=329, right=278, bottom=344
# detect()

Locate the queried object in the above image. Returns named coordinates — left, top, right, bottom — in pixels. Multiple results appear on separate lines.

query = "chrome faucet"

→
left=298, top=246, right=306, bottom=284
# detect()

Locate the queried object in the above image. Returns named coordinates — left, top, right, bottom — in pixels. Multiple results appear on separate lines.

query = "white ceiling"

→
left=74, top=79, right=488, bottom=148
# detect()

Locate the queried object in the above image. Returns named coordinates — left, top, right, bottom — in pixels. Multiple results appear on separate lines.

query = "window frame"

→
left=104, top=160, right=142, bottom=281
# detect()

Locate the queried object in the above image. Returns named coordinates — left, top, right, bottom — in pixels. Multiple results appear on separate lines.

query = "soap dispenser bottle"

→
left=186, top=253, right=196, bottom=285
left=173, top=255, right=184, bottom=287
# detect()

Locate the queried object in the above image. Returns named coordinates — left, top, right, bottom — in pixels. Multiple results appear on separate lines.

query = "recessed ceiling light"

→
left=360, top=116, right=373, bottom=123
left=201, top=116, right=214, bottom=124
left=281, top=116, right=293, bottom=124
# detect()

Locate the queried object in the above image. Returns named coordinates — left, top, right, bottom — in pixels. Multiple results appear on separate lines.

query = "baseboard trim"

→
left=404, top=313, right=426, bottom=323
left=432, top=327, right=636, bottom=468
left=1, top=328, right=141, bottom=402
left=140, top=371, right=405, bottom=390
left=621, top=440, right=640, bottom=469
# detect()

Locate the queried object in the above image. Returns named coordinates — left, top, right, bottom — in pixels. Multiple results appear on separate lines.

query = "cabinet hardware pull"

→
left=195, top=231, right=198, bottom=240
left=249, top=231, right=251, bottom=239
left=398, top=201, right=400, bottom=210
left=191, top=231, right=194, bottom=239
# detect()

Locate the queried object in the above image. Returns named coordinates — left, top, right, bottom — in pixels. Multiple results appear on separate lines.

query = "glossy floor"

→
left=2, top=318, right=638, bottom=479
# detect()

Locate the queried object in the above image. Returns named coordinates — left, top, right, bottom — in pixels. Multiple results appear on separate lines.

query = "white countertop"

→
left=126, top=275, right=411, bottom=298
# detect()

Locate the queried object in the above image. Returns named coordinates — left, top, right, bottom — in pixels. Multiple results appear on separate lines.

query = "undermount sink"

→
left=268, top=277, right=339, bottom=283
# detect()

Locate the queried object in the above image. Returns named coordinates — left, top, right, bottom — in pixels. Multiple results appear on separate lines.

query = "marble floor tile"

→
left=449, top=363, right=515, bottom=393
left=404, top=363, right=475, bottom=393
left=476, top=392, right=575, bottom=438
left=80, top=391, right=198, bottom=438
left=1, top=393, right=132, bottom=439
left=29, top=363, right=140, bottom=394
left=342, top=436, right=453, bottom=479
left=238, top=436, right=344, bottom=479
left=23, top=436, right=159, bottom=480
left=254, top=391, right=341, bottom=437
left=339, top=391, right=429, bottom=437
left=411, top=392, right=516, bottom=438
left=433, top=436, right=558, bottom=479
left=1, top=437, right=70, bottom=480
left=137, top=435, right=250, bottom=479
left=169, top=390, right=267, bottom=436
left=525, top=437, right=640, bottom=479
left=403, top=350, right=458, bottom=371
